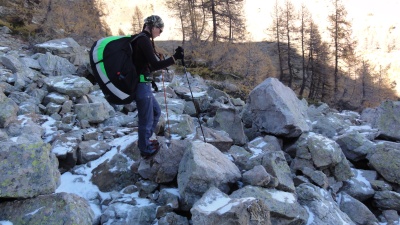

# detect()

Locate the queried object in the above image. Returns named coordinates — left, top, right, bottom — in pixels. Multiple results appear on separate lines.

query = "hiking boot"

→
left=149, top=139, right=159, bottom=147
left=140, top=143, right=160, bottom=159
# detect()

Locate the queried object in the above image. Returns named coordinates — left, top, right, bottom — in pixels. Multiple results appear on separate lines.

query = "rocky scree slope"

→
left=0, top=26, right=400, bottom=225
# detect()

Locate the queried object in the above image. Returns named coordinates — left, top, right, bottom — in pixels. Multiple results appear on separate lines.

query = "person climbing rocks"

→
left=132, top=15, right=184, bottom=159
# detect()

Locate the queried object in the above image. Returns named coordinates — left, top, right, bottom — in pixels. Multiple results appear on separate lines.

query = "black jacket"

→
left=132, top=31, right=175, bottom=76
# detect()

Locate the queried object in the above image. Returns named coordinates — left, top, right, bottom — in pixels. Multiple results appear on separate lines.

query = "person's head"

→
left=143, top=15, right=164, bottom=38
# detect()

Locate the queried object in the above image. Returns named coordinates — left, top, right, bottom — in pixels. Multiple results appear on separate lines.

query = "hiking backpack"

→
left=89, top=33, right=145, bottom=104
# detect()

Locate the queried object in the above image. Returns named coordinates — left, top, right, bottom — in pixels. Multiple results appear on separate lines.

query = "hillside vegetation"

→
left=0, top=0, right=399, bottom=111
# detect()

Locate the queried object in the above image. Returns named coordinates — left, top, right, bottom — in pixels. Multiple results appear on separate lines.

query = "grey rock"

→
left=77, top=140, right=111, bottom=164
left=381, top=210, right=400, bottom=225
left=0, top=192, right=94, bottom=225
left=335, top=130, right=375, bottom=161
left=157, top=97, right=185, bottom=115
left=228, top=144, right=253, bottom=171
left=36, top=52, right=77, bottom=76
left=158, top=212, right=189, bottom=225
left=18, top=101, right=39, bottom=115
left=138, top=138, right=188, bottom=183
left=101, top=201, right=157, bottom=225
left=157, top=188, right=180, bottom=209
left=213, top=107, right=247, bottom=145
left=311, top=112, right=351, bottom=138
left=136, top=180, right=159, bottom=198
left=45, top=102, right=62, bottom=115
left=366, top=100, right=400, bottom=140
left=75, top=102, right=110, bottom=123
left=296, top=132, right=343, bottom=168
left=245, top=77, right=310, bottom=137
left=261, top=150, right=295, bottom=192
left=42, top=92, right=70, bottom=105
left=194, top=126, right=233, bottom=152
left=178, top=141, right=241, bottom=211
left=168, top=114, right=195, bottom=138
left=34, top=37, right=89, bottom=66
left=51, top=134, right=80, bottom=172
left=43, top=75, right=93, bottom=97
left=374, top=191, right=400, bottom=211
left=341, top=169, right=375, bottom=201
left=297, top=183, right=355, bottom=225
left=338, top=192, right=379, bottom=225
left=301, top=167, right=329, bottom=189
left=0, top=141, right=60, bottom=198
left=231, top=185, right=307, bottom=225
left=191, top=187, right=271, bottom=225
left=91, top=153, right=139, bottom=192
left=368, top=142, right=400, bottom=185
left=0, top=91, right=18, bottom=128
left=242, top=165, right=272, bottom=187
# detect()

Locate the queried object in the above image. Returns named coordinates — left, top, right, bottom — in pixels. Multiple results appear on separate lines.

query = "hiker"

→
left=132, top=15, right=184, bottom=159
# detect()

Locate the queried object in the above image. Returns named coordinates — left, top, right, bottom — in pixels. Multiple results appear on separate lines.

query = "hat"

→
left=144, top=15, right=164, bottom=28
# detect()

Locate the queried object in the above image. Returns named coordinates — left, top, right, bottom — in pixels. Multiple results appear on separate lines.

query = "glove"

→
left=173, top=46, right=184, bottom=60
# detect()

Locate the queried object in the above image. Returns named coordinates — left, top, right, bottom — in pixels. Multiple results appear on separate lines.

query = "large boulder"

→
left=91, top=153, right=139, bottom=192
left=243, top=78, right=310, bottom=138
left=35, top=52, right=77, bottom=76
left=335, top=130, right=376, bottom=161
left=0, top=192, right=94, bottom=225
left=297, top=183, right=356, bottom=225
left=138, top=139, right=188, bottom=183
left=311, top=112, right=352, bottom=138
left=290, top=132, right=354, bottom=182
left=0, top=141, right=60, bottom=198
left=74, top=102, right=111, bottom=123
left=34, top=37, right=89, bottom=66
left=194, top=126, right=233, bottom=152
left=51, top=133, right=81, bottom=173
left=340, top=169, right=375, bottom=201
left=43, top=75, right=93, bottom=98
left=101, top=200, right=157, bottom=225
left=1, top=54, right=35, bottom=81
left=0, top=91, right=18, bottom=128
left=230, top=185, right=308, bottom=225
left=373, top=191, right=400, bottom=211
left=368, top=142, right=400, bottom=185
left=178, top=141, right=241, bottom=211
left=262, top=150, right=295, bottom=192
left=191, top=187, right=271, bottom=225
left=365, top=100, right=400, bottom=141
left=338, top=192, right=379, bottom=225
left=77, top=140, right=111, bottom=164
left=213, top=107, right=247, bottom=145
left=168, top=114, right=195, bottom=138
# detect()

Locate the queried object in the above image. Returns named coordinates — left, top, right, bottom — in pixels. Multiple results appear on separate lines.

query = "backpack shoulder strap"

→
left=130, top=33, right=146, bottom=43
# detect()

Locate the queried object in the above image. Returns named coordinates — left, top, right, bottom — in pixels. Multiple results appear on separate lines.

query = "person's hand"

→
left=173, top=46, right=184, bottom=60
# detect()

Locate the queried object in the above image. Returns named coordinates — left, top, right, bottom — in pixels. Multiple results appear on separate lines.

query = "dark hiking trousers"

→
left=136, top=82, right=161, bottom=153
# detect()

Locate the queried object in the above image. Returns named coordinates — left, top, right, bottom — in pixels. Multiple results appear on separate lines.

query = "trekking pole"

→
left=181, top=59, right=207, bottom=143
left=161, top=69, right=171, bottom=142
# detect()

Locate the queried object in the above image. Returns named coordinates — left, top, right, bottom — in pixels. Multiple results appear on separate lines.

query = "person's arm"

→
left=137, top=37, right=175, bottom=71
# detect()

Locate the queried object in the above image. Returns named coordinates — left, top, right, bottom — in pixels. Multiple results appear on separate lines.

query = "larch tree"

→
left=166, top=0, right=207, bottom=42
left=271, top=0, right=285, bottom=82
left=281, top=0, right=297, bottom=88
left=131, top=6, right=144, bottom=34
left=327, top=0, right=356, bottom=102
left=271, top=0, right=297, bottom=88
left=299, top=4, right=311, bottom=97
left=202, top=0, right=245, bottom=42
left=307, top=22, right=332, bottom=103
